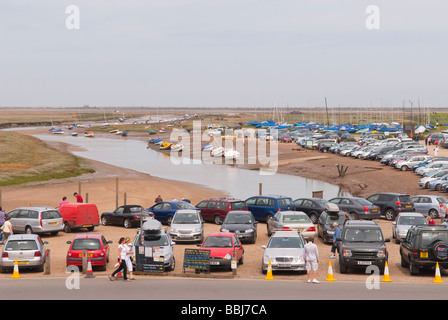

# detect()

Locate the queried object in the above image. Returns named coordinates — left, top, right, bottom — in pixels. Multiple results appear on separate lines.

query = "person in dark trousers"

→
left=109, top=237, right=130, bottom=282
left=330, top=222, right=341, bottom=259
left=0, top=207, right=6, bottom=242
left=73, top=192, right=83, bottom=203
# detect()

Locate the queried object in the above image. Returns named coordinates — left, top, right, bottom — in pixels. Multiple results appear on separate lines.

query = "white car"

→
left=392, top=212, right=427, bottom=244
left=261, top=231, right=306, bottom=272
left=416, top=162, right=448, bottom=176
left=395, top=155, right=432, bottom=171
left=418, top=170, right=448, bottom=188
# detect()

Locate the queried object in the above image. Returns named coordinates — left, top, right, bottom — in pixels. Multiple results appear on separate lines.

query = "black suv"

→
left=365, top=193, right=415, bottom=220
left=338, top=220, right=390, bottom=274
left=400, top=225, right=448, bottom=275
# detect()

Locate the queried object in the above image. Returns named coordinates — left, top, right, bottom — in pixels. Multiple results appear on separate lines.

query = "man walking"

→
left=330, top=222, right=341, bottom=259
left=304, top=237, right=319, bottom=283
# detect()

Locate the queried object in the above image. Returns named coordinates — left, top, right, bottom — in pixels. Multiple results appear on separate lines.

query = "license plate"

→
left=372, top=209, right=377, bottom=212
left=357, top=261, right=372, bottom=265
left=17, top=261, right=29, bottom=265
left=405, top=205, right=412, bottom=208
left=79, top=253, right=93, bottom=257
left=49, top=222, right=58, bottom=225
left=210, top=261, right=220, bottom=265
left=278, top=264, right=291, bottom=268
left=420, top=251, right=428, bottom=258
left=82, top=225, right=92, bottom=228
left=180, top=234, right=191, bottom=237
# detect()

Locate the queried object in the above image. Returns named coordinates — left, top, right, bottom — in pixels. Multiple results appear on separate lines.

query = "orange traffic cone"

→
left=434, top=262, right=443, bottom=283
left=11, top=259, right=21, bottom=279
left=382, top=261, right=392, bottom=282
left=325, top=261, right=336, bottom=281
left=85, top=258, right=95, bottom=278
left=264, top=259, right=274, bottom=280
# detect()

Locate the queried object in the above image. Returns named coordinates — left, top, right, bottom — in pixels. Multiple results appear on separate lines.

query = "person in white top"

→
left=109, top=238, right=130, bottom=282
left=304, top=237, right=319, bottom=283
left=123, top=237, right=135, bottom=280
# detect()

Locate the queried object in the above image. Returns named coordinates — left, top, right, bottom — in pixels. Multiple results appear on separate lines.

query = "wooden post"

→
left=78, top=181, right=82, bottom=196
left=259, top=183, right=262, bottom=195
left=116, top=177, right=119, bottom=208
left=44, top=249, right=51, bottom=275
left=85, top=193, right=89, bottom=204
left=124, top=192, right=127, bottom=206
left=82, top=249, right=87, bottom=274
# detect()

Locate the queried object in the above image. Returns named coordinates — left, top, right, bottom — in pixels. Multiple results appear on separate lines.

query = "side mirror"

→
left=107, top=241, right=113, bottom=244
left=43, top=241, right=49, bottom=244
left=66, top=241, right=71, bottom=244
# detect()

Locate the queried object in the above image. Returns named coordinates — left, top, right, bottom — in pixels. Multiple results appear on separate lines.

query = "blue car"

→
left=147, top=200, right=198, bottom=225
left=245, top=195, right=294, bottom=222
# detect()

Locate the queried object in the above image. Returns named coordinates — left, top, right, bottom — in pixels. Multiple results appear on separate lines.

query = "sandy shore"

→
left=0, top=128, right=446, bottom=283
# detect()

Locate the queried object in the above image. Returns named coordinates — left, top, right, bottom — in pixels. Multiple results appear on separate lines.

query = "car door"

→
left=400, top=229, right=414, bottom=264
left=233, top=235, right=243, bottom=261
left=111, top=206, right=125, bottom=225
left=366, top=194, right=382, bottom=212
left=245, top=197, right=259, bottom=220
left=205, top=201, right=217, bottom=221
left=339, top=198, right=355, bottom=214
left=15, top=209, right=31, bottom=233
left=150, top=203, right=166, bottom=223
left=196, top=200, right=209, bottom=221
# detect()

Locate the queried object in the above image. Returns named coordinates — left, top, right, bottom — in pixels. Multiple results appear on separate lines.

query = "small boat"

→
left=71, top=132, right=78, bottom=136
left=109, top=129, right=120, bottom=134
left=121, top=131, right=128, bottom=136
left=148, top=130, right=157, bottom=135
left=84, top=131, right=95, bottom=137
left=224, top=148, right=240, bottom=160
left=159, top=128, right=166, bottom=133
left=155, top=140, right=163, bottom=145
left=114, top=130, right=123, bottom=135
left=160, top=142, right=172, bottom=150
left=52, top=129, right=64, bottom=134
left=211, top=146, right=224, bottom=157
left=171, top=144, right=184, bottom=152
left=149, top=138, right=162, bottom=144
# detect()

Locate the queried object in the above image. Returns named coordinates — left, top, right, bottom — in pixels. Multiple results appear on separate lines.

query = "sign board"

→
left=135, top=246, right=165, bottom=273
left=183, top=248, right=211, bottom=272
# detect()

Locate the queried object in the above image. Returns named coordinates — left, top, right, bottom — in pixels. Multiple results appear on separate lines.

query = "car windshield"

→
left=325, top=214, right=347, bottom=225
left=72, top=239, right=101, bottom=250
left=356, top=199, right=373, bottom=206
left=142, top=233, right=170, bottom=246
left=42, top=210, right=62, bottom=219
left=317, top=199, right=328, bottom=207
left=5, top=240, right=38, bottom=251
left=420, top=231, right=448, bottom=248
left=176, top=202, right=196, bottom=210
left=203, top=236, right=233, bottom=248
left=224, top=214, right=253, bottom=224
left=281, top=214, right=310, bottom=223
left=278, top=198, right=293, bottom=206
left=267, top=236, right=304, bottom=248
left=230, top=202, right=246, bottom=210
left=398, top=216, right=427, bottom=226
left=343, top=228, right=384, bottom=242
left=172, top=213, right=200, bottom=224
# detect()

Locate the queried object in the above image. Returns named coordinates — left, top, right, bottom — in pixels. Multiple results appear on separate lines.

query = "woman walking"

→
left=123, top=237, right=135, bottom=280
left=108, top=237, right=130, bottom=282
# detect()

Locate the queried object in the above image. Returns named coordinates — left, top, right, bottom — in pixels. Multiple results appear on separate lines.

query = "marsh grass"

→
left=0, top=131, right=94, bottom=186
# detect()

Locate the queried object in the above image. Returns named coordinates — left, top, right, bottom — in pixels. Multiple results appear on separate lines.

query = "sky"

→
left=0, top=0, right=447, bottom=109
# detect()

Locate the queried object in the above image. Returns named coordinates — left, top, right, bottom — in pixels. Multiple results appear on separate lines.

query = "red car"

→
left=66, top=233, right=112, bottom=271
left=199, top=232, right=244, bottom=270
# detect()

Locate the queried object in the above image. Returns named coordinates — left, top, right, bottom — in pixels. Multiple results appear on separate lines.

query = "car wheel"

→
left=63, top=222, right=71, bottom=233
left=432, top=242, right=448, bottom=261
left=265, top=214, right=274, bottom=223
left=123, top=219, right=132, bottom=229
left=25, top=226, right=33, bottom=234
left=239, top=255, right=244, bottom=265
left=101, top=216, right=109, bottom=226
left=309, top=213, right=319, bottom=224
left=350, top=212, right=359, bottom=220
left=167, top=216, right=173, bottom=226
left=401, top=165, right=408, bottom=171
left=168, top=258, right=176, bottom=271
left=339, top=262, right=347, bottom=274
left=429, top=209, right=439, bottom=219
left=384, top=209, right=395, bottom=221
left=214, top=215, right=223, bottom=225
left=409, top=262, right=420, bottom=275
left=401, top=254, right=409, bottom=268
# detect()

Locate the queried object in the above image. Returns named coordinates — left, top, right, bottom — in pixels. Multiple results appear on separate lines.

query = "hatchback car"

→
left=366, top=193, right=415, bottom=220
left=245, top=195, right=294, bottom=222
left=328, top=197, right=381, bottom=220
left=66, top=233, right=112, bottom=271
left=220, top=210, right=258, bottom=244
left=395, top=155, right=432, bottom=171
left=392, top=212, right=427, bottom=244
left=0, top=234, right=48, bottom=273
left=169, top=210, right=204, bottom=243
left=261, top=231, right=306, bottom=273
left=266, top=211, right=316, bottom=240
left=199, top=232, right=244, bottom=270
left=317, top=210, right=352, bottom=243
left=195, top=198, right=247, bottom=225
left=147, top=200, right=198, bottom=225
left=411, top=195, right=448, bottom=219
left=293, top=198, right=328, bottom=224
left=6, top=206, right=64, bottom=235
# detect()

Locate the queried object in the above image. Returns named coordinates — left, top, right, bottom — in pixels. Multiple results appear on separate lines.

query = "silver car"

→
left=6, top=206, right=64, bottom=235
left=392, top=212, right=427, bottom=244
left=267, top=211, right=316, bottom=240
left=261, top=231, right=306, bottom=272
left=169, top=210, right=204, bottom=243
left=0, top=234, right=48, bottom=273
left=411, top=195, right=448, bottom=218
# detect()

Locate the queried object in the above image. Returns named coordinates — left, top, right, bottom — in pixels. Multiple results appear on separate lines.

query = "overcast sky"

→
left=0, top=0, right=447, bottom=109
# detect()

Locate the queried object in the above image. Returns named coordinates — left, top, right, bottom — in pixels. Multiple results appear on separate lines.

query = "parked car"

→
left=195, top=198, right=247, bottom=225
left=6, top=206, right=64, bottom=235
left=220, top=210, right=258, bottom=244
left=411, top=195, right=448, bottom=219
left=337, top=220, right=390, bottom=274
left=400, top=225, right=448, bottom=275
left=395, top=155, right=432, bottom=171
left=169, top=210, right=204, bottom=243
left=59, top=203, right=100, bottom=233
left=132, top=219, right=176, bottom=271
left=293, top=198, right=328, bottom=224
left=261, top=230, right=306, bottom=273
left=66, top=233, right=112, bottom=271
left=266, top=211, right=316, bottom=240
left=427, top=174, right=448, bottom=191
left=366, top=193, right=415, bottom=220
left=418, top=170, right=448, bottom=188
left=147, top=200, right=198, bottom=225
left=415, top=161, right=448, bottom=175
left=100, top=205, right=145, bottom=228
left=317, top=209, right=352, bottom=243
left=245, top=195, right=294, bottom=222
left=0, top=234, right=48, bottom=273
left=328, top=197, right=381, bottom=220
left=198, top=232, right=244, bottom=270
left=392, top=212, right=427, bottom=244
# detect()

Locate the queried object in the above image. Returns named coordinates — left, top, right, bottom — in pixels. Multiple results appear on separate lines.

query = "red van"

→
left=59, top=203, right=100, bottom=233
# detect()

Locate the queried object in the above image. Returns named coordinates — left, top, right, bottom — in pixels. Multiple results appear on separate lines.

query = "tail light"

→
left=34, top=251, right=42, bottom=257
left=396, top=201, right=402, bottom=207
left=363, top=206, right=369, bottom=212
left=282, top=226, right=292, bottom=231
left=307, top=226, right=316, bottom=232
left=2, top=252, right=8, bottom=258
left=413, top=249, right=418, bottom=258
left=133, top=216, right=140, bottom=219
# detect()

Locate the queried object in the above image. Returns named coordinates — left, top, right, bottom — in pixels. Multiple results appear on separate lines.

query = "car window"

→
left=411, top=196, right=420, bottom=203
left=203, top=236, right=233, bottom=248
left=29, top=211, right=39, bottom=219
left=152, top=203, right=164, bottom=210
left=245, top=198, right=257, bottom=205
left=340, top=199, right=353, bottom=205
left=217, top=202, right=228, bottom=210
left=42, top=210, right=62, bottom=219
left=256, top=198, right=271, bottom=206
left=437, top=197, right=448, bottom=204
left=162, top=203, right=173, bottom=210
left=224, top=214, right=253, bottom=224
left=142, top=233, right=170, bottom=246
left=6, top=210, right=19, bottom=218
left=398, top=215, right=427, bottom=226
left=17, top=210, right=30, bottom=219
left=419, top=197, right=431, bottom=204
left=343, top=228, right=383, bottom=242
left=420, top=231, right=448, bottom=248
left=398, top=195, right=412, bottom=203
left=207, top=201, right=217, bottom=209
left=281, top=214, right=311, bottom=223
left=278, top=198, right=293, bottom=206
left=115, top=207, right=125, bottom=214
left=329, top=198, right=340, bottom=204
left=5, top=240, right=38, bottom=251
left=293, top=199, right=304, bottom=206
left=177, top=202, right=196, bottom=210
left=196, top=201, right=208, bottom=209
left=173, top=213, right=200, bottom=224
left=72, top=239, right=101, bottom=250
left=230, top=201, right=246, bottom=210
left=267, top=236, right=304, bottom=248
left=356, top=199, right=373, bottom=206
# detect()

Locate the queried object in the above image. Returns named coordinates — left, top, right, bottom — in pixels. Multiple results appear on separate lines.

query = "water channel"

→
left=32, top=133, right=344, bottom=200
